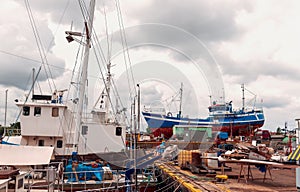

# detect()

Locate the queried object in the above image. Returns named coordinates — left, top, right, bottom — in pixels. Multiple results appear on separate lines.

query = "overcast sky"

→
left=1, top=0, right=300, bottom=131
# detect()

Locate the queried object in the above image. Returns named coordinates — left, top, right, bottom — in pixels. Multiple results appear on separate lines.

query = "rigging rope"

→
left=114, top=0, right=136, bottom=100
left=25, top=0, right=56, bottom=93
left=24, top=0, right=57, bottom=93
left=46, top=0, right=71, bottom=53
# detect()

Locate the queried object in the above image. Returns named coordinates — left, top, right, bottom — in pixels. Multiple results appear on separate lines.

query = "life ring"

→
left=167, top=112, right=172, bottom=117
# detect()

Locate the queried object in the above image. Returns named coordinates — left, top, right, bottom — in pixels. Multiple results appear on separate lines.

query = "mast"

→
left=178, top=82, right=183, bottom=118
left=32, top=68, right=35, bottom=101
left=133, top=94, right=137, bottom=191
left=105, top=62, right=112, bottom=121
left=135, top=84, right=140, bottom=191
left=137, top=84, right=140, bottom=133
left=73, top=0, right=95, bottom=152
left=241, top=84, right=245, bottom=111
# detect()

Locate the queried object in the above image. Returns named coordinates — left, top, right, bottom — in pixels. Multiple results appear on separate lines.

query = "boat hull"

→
left=143, top=111, right=265, bottom=139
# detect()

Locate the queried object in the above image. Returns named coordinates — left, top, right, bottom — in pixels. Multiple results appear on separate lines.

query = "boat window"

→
left=38, top=140, right=44, bottom=146
left=209, top=105, right=226, bottom=112
left=82, top=125, right=88, bottom=135
left=17, top=178, right=23, bottom=189
left=57, top=140, right=63, bottom=148
left=23, top=106, right=30, bottom=116
left=52, top=107, right=59, bottom=117
left=34, top=107, right=41, bottom=116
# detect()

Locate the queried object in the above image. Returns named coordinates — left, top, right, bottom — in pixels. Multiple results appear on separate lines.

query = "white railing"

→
left=26, top=163, right=155, bottom=192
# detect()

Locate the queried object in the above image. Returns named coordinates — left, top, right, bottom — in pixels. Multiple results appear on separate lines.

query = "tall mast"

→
left=241, top=83, right=245, bottom=111
left=178, top=82, right=183, bottom=118
left=73, top=0, right=95, bottom=152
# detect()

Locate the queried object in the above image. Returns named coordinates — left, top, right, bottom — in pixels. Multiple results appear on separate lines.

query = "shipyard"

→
left=1, top=0, right=300, bottom=192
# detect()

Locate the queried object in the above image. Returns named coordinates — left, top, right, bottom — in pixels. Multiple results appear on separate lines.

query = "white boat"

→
left=12, top=0, right=126, bottom=158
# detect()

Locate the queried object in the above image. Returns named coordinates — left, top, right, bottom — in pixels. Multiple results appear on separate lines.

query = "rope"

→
left=115, top=0, right=136, bottom=99
left=24, top=0, right=56, bottom=93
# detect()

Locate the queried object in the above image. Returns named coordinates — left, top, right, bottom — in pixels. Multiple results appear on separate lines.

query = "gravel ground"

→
left=218, top=163, right=298, bottom=192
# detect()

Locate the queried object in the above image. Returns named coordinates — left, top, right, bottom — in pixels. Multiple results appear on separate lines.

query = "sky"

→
left=1, top=0, right=300, bottom=131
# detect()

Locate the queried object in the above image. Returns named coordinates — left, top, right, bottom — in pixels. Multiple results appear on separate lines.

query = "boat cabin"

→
left=15, top=95, right=68, bottom=155
left=208, top=102, right=233, bottom=114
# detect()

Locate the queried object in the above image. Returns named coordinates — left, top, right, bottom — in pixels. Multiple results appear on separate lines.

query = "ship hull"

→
left=143, top=111, right=265, bottom=139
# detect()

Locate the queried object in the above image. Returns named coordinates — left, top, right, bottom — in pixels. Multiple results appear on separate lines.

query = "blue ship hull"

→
left=142, top=110, right=265, bottom=139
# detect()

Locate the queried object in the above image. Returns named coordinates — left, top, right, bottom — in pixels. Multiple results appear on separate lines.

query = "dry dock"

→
left=155, top=161, right=298, bottom=192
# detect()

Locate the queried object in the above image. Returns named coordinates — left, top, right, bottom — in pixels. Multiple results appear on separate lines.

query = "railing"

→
left=26, top=162, right=156, bottom=192
left=143, top=107, right=166, bottom=113
left=26, top=162, right=63, bottom=192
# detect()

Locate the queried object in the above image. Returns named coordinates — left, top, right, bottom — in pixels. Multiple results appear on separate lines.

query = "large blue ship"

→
left=142, top=85, right=265, bottom=139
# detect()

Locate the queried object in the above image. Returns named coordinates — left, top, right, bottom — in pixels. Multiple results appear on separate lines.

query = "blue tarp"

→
left=219, top=132, right=229, bottom=140
left=65, top=162, right=104, bottom=182
left=0, top=140, right=19, bottom=145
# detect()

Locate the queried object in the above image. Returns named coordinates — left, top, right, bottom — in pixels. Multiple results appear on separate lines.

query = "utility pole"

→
left=4, top=89, right=8, bottom=127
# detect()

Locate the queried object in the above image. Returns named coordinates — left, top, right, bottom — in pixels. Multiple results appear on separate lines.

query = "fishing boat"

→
left=142, top=84, right=265, bottom=139
left=9, top=0, right=128, bottom=159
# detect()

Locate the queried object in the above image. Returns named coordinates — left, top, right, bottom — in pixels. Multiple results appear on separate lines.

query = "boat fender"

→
left=167, top=112, right=172, bottom=117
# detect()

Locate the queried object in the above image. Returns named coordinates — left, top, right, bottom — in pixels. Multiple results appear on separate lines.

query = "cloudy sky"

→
left=1, top=0, right=300, bottom=131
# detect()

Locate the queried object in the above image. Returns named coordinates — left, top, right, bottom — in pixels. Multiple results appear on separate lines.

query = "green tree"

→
left=0, top=126, right=4, bottom=136
left=276, top=127, right=282, bottom=135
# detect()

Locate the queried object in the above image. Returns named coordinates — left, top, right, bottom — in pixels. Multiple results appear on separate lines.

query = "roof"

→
left=0, top=144, right=53, bottom=165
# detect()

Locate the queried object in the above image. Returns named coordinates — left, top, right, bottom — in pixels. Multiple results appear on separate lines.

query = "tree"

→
left=0, top=126, right=4, bottom=137
left=276, top=127, right=282, bottom=135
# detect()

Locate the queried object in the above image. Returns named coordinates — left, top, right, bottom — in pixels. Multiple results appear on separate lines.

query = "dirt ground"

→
left=217, top=163, right=299, bottom=192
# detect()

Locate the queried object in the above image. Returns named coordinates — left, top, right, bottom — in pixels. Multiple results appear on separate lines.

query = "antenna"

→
left=178, top=82, right=183, bottom=118
left=241, top=84, right=245, bottom=111
left=209, top=95, right=212, bottom=105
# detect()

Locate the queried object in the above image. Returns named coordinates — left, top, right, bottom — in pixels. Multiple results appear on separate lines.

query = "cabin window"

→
left=82, top=125, right=88, bottom=135
left=34, top=107, right=41, bottom=116
left=57, top=140, right=63, bottom=148
left=17, top=178, right=24, bottom=189
left=38, top=140, right=44, bottom=146
left=23, top=106, right=30, bottom=116
left=52, top=107, right=59, bottom=117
